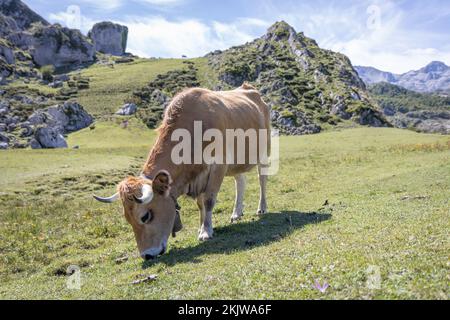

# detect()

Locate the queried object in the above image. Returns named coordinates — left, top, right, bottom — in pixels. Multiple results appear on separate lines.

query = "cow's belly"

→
left=225, top=164, right=257, bottom=176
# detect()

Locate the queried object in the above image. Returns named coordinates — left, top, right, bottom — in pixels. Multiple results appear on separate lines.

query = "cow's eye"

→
left=141, top=210, right=153, bottom=224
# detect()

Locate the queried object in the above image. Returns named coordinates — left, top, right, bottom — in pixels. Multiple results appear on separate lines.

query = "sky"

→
left=25, top=0, right=450, bottom=74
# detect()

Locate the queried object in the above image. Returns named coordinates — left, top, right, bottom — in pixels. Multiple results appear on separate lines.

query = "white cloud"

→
left=49, top=8, right=269, bottom=58
left=47, top=0, right=450, bottom=73
left=268, top=0, right=450, bottom=73
left=122, top=16, right=268, bottom=58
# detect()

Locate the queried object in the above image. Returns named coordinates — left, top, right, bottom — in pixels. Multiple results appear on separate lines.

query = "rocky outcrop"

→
left=387, top=110, right=450, bottom=134
left=32, top=126, right=68, bottom=149
left=28, top=101, right=94, bottom=134
left=207, top=21, right=386, bottom=135
left=0, top=40, right=14, bottom=64
left=0, top=12, right=18, bottom=37
left=29, top=24, right=95, bottom=67
left=0, top=88, right=94, bottom=149
left=1, top=1, right=95, bottom=74
left=369, top=82, right=450, bottom=134
left=88, top=22, right=128, bottom=56
left=0, top=0, right=49, bottom=31
left=28, top=102, right=93, bottom=149
left=116, top=103, right=137, bottom=116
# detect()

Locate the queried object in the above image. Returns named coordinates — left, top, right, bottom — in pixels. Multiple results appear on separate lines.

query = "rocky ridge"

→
left=207, top=21, right=388, bottom=134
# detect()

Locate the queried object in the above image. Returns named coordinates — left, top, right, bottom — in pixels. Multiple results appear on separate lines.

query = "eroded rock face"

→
left=26, top=101, right=94, bottom=149
left=0, top=0, right=49, bottom=31
left=29, top=24, right=95, bottom=67
left=88, top=22, right=128, bottom=56
left=0, top=40, right=14, bottom=69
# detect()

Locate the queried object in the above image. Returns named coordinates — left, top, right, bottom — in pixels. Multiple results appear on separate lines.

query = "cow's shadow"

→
left=142, top=211, right=331, bottom=268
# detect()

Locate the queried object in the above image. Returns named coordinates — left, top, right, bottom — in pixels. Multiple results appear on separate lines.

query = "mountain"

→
left=203, top=21, right=388, bottom=134
left=368, top=82, right=450, bottom=134
left=132, top=21, right=389, bottom=135
left=354, top=66, right=398, bottom=85
left=356, top=61, right=450, bottom=93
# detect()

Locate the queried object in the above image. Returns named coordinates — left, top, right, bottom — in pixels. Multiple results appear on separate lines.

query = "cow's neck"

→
left=141, top=133, right=186, bottom=198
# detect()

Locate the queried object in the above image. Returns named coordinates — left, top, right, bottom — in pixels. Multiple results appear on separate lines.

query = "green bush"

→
left=40, top=65, right=55, bottom=82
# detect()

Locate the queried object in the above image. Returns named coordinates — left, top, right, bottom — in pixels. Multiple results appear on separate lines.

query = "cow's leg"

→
left=198, top=194, right=216, bottom=241
left=198, top=166, right=226, bottom=241
left=231, top=174, right=246, bottom=222
left=257, top=165, right=268, bottom=215
left=197, top=193, right=207, bottom=234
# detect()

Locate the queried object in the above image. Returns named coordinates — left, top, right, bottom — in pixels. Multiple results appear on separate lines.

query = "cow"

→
left=93, top=83, right=271, bottom=260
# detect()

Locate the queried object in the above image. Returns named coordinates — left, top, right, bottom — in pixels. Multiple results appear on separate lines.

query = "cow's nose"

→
left=144, top=254, right=155, bottom=261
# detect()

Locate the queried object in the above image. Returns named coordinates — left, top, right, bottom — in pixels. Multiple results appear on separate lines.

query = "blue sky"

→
left=26, top=0, right=450, bottom=73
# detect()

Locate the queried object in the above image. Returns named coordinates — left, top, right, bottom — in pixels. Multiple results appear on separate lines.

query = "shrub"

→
left=40, top=65, right=55, bottom=82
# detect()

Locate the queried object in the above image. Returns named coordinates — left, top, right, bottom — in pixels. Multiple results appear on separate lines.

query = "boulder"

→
left=33, top=126, right=67, bottom=149
left=53, top=74, right=69, bottom=82
left=116, top=103, right=137, bottom=116
left=88, top=22, right=128, bottom=56
left=28, top=101, right=94, bottom=134
left=0, top=131, right=9, bottom=142
left=0, top=141, right=7, bottom=149
left=0, top=41, right=14, bottom=64
left=29, top=24, right=95, bottom=68
left=48, top=80, right=63, bottom=88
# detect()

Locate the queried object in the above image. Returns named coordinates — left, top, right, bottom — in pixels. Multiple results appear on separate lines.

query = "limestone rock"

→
left=29, top=24, right=94, bottom=68
left=116, top=103, right=137, bottom=116
left=33, top=126, right=67, bottom=149
left=88, top=22, right=128, bottom=56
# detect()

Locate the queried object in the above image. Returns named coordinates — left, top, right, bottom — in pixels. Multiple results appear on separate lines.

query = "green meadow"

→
left=0, top=59, right=449, bottom=299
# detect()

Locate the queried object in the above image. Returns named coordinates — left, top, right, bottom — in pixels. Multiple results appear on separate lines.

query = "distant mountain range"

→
left=355, top=61, right=450, bottom=94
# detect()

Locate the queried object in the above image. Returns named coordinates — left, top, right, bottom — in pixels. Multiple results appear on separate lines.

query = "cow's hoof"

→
left=198, top=232, right=213, bottom=241
left=230, top=212, right=243, bottom=223
left=257, top=209, right=267, bottom=216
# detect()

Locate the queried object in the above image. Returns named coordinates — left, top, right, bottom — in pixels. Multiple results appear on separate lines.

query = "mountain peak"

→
left=264, top=20, right=296, bottom=40
left=422, top=61, right=449, bottom=73
left=0, top=0, right=49, bottom=30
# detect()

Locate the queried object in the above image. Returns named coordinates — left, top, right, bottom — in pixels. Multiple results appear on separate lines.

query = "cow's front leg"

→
left=197, top=193, right=215, bottom=241
left=231, top=174, right=246, bottom=222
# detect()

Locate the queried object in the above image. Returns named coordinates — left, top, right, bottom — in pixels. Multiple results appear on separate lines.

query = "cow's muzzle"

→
left=141, top=245, right=166, bottom=261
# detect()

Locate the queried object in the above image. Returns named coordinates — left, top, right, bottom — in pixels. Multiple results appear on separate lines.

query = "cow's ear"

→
left=152, top=170, right=172, bottom=196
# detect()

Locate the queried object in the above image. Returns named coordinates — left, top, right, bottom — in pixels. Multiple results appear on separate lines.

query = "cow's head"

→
left=93, top=170, right=182, bottom=260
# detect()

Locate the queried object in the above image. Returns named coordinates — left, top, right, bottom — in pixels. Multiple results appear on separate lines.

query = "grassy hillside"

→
left=0, top=126, right=449, bottom=299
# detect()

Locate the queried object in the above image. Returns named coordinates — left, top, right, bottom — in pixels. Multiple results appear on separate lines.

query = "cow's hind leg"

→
left=231, top=174, right=246, bottom=222
left=257, top=165, right=268, bottom=215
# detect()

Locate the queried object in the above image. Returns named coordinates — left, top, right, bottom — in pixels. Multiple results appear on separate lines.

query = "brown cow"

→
left=94, top=83, right=271, bottom=260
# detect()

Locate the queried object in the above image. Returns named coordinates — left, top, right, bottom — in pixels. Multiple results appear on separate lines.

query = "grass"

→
left=72, top=58, right=193, bottom=117
left=0, top=126, right=449, bottom=299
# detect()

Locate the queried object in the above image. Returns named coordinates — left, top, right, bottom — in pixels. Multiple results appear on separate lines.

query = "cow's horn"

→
left=93, top=193, right=120, bottom=203
left=133, top=184, right=153, bottom=205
